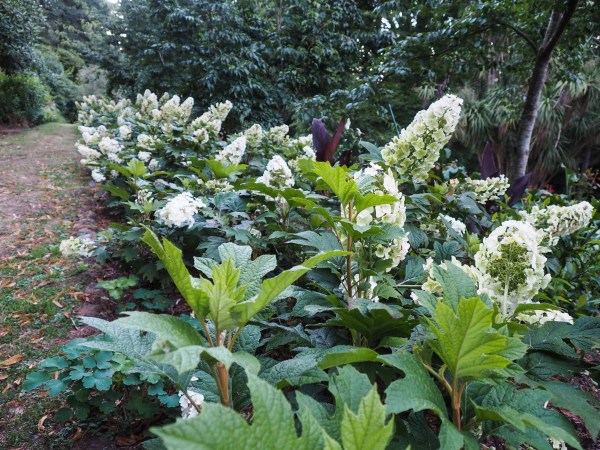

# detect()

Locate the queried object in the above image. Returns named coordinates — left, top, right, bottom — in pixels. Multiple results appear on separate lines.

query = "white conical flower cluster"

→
left=350, top=162, right=406, bottom=228
left=256, top=155, right=295, bottom=190
left=474, top=220, right=550, bottom=316
left=59, top=236, right=96, bottom=258
left=155, top=192, right=205, bottom=228
left=464, top=175, right=510, bottom=203
left=519, top=201, right=594, bottom=247
left=215, top=136, right=247, bottom=165
left=381, top=94, right=463, bottom=182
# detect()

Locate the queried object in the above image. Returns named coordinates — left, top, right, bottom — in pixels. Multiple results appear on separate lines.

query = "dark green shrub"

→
left=0, top=71, right=47, bottom=125
left=33, top=48, right=79, bottom=122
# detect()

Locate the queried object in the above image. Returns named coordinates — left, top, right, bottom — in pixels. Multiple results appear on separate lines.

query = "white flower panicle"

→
left=520, top=201, right=594, bottom=247
left=156, top=192, right=205, bottom=228
left=350, top=163, right=407, bottom=228
left=158, top=95, right=194, bottom=123
left=216, top=135, right=247, bottom=165
left=209, top=100, right=233, bottom=122
left=244, top=124, right=264, bottom=148
left=91, top=169, right=106, bottom=183
left=464, top=175, right=510, bottom=203
left=77, top=144, right=101, bottom=165
left=474, top=220, right=550, bottom=316
left=137, top=133, right=157, bottom=150
left=256, top=155, right=295, bottom=190
left=267, top=125, right=289, bottom=144
left=119, top=125, right=132, bottom=140
left=381, top=94, right=463, bottom=182
left=137, top=151, right=152, bottom=162
left=203, top=179, right=234, bottom=194
left=439, top=214, right=466, bottom=236
left=59, top=236, right=95, bottom=258
left=516, top=308, right=573, bottom=326
left=135, top=90, right=159, bottom=117
left=374, top=237, right=411, bottom=271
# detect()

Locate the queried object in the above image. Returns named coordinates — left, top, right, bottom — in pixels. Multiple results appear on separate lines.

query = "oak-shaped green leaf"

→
left=426, top=297, right=523, bottom=379
left=153, top=374, right=315, bottom=450
left=340, top=386, right=393, bottom=450
left=115, top=312, right=206, bottom=348
left=382, top=352, right=446, bottom=417
left=308, top=161, right=358, bottom=206
left=231, top=250, right=348, bottom=326
left=142, top=229, right=209, bottom=319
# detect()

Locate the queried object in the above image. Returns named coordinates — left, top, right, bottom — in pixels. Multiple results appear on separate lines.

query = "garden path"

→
left=0, top=124, right=114, bottom=449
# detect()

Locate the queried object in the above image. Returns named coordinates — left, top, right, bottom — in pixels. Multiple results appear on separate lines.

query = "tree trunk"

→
left=509, top=0, right=578, bottom=180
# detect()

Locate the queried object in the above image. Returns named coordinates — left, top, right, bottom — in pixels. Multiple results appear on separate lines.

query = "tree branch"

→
left=540, top=0, right=578, bottom=57
left=497, top=20, right=538, bottom=53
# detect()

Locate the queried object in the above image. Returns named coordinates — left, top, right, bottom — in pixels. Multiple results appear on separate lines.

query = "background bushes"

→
left=0, top=71, right=47, bottom=125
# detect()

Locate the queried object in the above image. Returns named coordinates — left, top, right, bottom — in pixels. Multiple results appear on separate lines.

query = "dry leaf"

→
left=0, top=354, right=23, bottom=366
left=38, top=415, right=48, bottom=431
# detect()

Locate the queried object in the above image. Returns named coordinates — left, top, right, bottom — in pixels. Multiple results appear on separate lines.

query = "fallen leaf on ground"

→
left=0, top=354, right=23, bottom=366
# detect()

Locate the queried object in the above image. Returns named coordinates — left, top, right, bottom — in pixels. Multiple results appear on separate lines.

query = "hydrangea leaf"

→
left=430, top=262, right=477, bottom=311
left=142, top=229, right=210, bottom=319
left=307, top=161, right=358, bottom=206
left=287, top=231, right=342, bottom=253
left=353, top=193, right=399, bottom=215
left=381, top=352, right=447, bottom=417
left=426, top=297, right=522, bottom=379
left=478, top=383, right=581, bottom=450
left=115, top=312, right=206, bottom=348
left=206, top=159, right=247, bottom=179
left=317, top=346, right=380, bottom=370
left=79, top=317, right=181, bottom=382
left=524, top=379, right=600, bottom=438
left=149, top=346, right=204, bottom=374
left=381, top=353, right=478, bottom=450
left=326, top=308, right=416, bottom=347
left=198, top=258, right=246, bottom=330
left=231, top=250, right=348, bottom=326
left=340, top=386, right=393, bottom=450
left=153, top=374, right=315, bottom=450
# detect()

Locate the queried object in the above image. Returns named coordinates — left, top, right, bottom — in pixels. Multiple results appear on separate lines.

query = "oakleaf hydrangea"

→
left=381, top=94, right=463, bottom=182
left=464, top=175, right=510, bottom=203
left=520, top=201, right=594, bottom=247
left=155, top=192, right=205, bottom=228
left=256, top=155, right=295, bottom=190
left=59, top=236, right=96, bottom=258
left=474, top=220, right=550, bottom=316
left=216, top=136, right=246, bottom=166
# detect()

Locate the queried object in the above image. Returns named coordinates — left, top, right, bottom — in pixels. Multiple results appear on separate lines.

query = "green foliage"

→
left=153, top=369, right=393, bottom=450
left=0, top=0, right=41, bottom=73
left=23, top=338, right=177, bottom=423
left=0, top=71, right=47, bottom=125
left=426, top=297, right=526, bottom=379
left=97, top=275, right=139, bottom=300
left=143, top=229, right=346, bottom=329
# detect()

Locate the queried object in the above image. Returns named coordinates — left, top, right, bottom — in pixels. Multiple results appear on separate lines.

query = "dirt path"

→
left=0, top=124, right=112, bottom=449
left=0, top=123, right=98, bottom=256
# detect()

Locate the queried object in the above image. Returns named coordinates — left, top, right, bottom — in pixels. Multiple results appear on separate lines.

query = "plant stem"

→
left=503, top=276, right=509, bottom=317
left=201, top=321, right=215, bottom=347
left=452, top=377, right=463, bottom=430
left=228, top=326, right=243, bottom=351
left=216, top=362, right=230, bottom=407
left=177, top=383, right=202, bottom=414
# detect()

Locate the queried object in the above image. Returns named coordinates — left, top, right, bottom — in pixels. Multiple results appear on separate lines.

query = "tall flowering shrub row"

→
left=40, top=89, right=600, bottom=448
